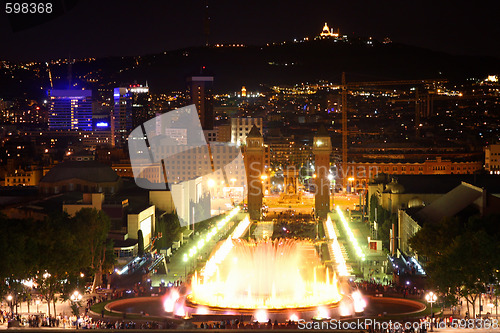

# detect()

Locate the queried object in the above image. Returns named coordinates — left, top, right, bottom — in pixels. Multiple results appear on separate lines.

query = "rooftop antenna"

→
left=203, top=0, right=210, bottom=46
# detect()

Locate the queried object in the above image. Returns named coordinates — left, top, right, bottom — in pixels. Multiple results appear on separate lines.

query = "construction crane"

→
left=46, top=62, right=53, bottom=89
left=340, top=73, right=448, bottom=190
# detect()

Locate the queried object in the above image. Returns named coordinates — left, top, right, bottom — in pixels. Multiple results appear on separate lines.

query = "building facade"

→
left=4, top=168, right=42, bottom=186
left=346, top=157, right=483, bottom=190
left=230, top=117, right=263, bottom=145
left=112, top=85, right=150, bottom=147
left=188, top=75, right=214, bottom=130
left=48, top=89, right=92, bottom=131
left=485, top=144, right=500, bottom=174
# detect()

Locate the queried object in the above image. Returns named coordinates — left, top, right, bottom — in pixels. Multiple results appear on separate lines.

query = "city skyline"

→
left=0, top=1, right=500, bottom=329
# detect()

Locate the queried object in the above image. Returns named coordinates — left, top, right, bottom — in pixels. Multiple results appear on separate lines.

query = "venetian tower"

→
left=245, top=125, right=264, bottom=220
left=313, top=125, right=332, bottom=219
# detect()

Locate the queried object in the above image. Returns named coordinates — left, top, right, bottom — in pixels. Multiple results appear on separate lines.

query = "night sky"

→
left=0, top=0, right=499, bottom=61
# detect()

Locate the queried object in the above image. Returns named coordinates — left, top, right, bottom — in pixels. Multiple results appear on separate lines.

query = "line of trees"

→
left=409, top=214, right=500, bottom=317
left=0, top=208, right=114, bottom=316
left=154, top=212, right=182, bottom=250
left=369, top=194, right=396, bottom=250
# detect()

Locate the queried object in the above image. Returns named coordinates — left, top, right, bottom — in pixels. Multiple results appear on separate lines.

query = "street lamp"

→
left=425, top=291, right=437, bottom=331
left=347, top=177, right=354, bottom=193
left=7, top=295, right=13, bottom=313
left=70, top=290, right=82, bottom=302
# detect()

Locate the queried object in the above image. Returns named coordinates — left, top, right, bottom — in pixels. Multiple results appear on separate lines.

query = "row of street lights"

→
left=5, top=294, right=42, bottom=314
left=4, top=291, right=81, bottom=315
left=183, top=207, right=240, bottom=279
left=336, top=206, right=366, bottom=261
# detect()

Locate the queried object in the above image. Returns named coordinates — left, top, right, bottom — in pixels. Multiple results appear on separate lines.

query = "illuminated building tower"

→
left=112, top=88, right=133, bottom=147
left=313, top=125, right=332, bottom=219
left=129, top=84, right=150, bottom=129
left=112, top=85, right=151, bottom=146
left=187, top=73, right=214, bottom=130
left=241, top=86, right=247, bottom=97
left=48, top=89, right=92, bottom=131
left=245, top=125, right=264, bottom=220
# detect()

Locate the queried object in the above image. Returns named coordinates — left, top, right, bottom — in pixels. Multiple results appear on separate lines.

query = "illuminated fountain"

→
left=187, top=238, right=342, bottom=310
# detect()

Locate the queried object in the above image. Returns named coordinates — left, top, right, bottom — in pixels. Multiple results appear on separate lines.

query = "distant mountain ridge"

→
left=113, top=40, right=500, bottom=92
left=1, top=39, right=499, bottom=97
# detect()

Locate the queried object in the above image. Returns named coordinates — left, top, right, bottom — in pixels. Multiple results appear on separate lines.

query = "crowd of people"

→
left=75, top=316, right=178, bottom=329
left=0, top=310, right=178, bottom=329
left=357, top=280, right=426, bottom=299
left=198, top=319, right=299, bottom=330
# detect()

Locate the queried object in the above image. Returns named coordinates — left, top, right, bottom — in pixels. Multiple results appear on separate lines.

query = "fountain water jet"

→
left=188, top=238, right=342, bottom=310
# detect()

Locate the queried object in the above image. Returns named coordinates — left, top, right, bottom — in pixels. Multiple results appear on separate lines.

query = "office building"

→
left=129, top=85, right=150, bottom=128
left=112, top=88, right=132, bottom=147
left=112, top=85, right=150, bottom=146
left=48, top=89, right=92, bottom=131
left=187, top=75, right=214, bottom=130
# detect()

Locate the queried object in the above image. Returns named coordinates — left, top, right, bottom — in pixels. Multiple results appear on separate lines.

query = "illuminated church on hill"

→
left=319, top=22, right=339, bottom=38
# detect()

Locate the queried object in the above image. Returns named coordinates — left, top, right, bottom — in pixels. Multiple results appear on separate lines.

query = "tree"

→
left=36, top=211, right=79, bottom=317
left=410, top=214, right=500, bottom=317
left=155, top=213, right=183, bottom=250
left=190, top=193, right=211, bottom=224
left=367, top=194, right=395, bottom=250
left=0, top=209, right=114, bottom=309
left=72, top=208, right=111, bottom=292
left=137, top=230, right=144, bottom=257
left=369, top=194, right=378, bottom=223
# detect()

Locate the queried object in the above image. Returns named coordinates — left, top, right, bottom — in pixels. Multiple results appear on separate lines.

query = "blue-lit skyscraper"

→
left=48, top=89, right=92, bottom=130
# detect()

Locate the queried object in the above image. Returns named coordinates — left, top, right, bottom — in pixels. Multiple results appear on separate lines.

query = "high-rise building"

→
left=187, top=75, right=214, bottom=130
left=129, top=85, right=150, bottom=128
left=48, top=89, right=92, bottom=131
left=112, top=85, right=150, bottom=146
left=112, top=88, right=132, bottom=146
